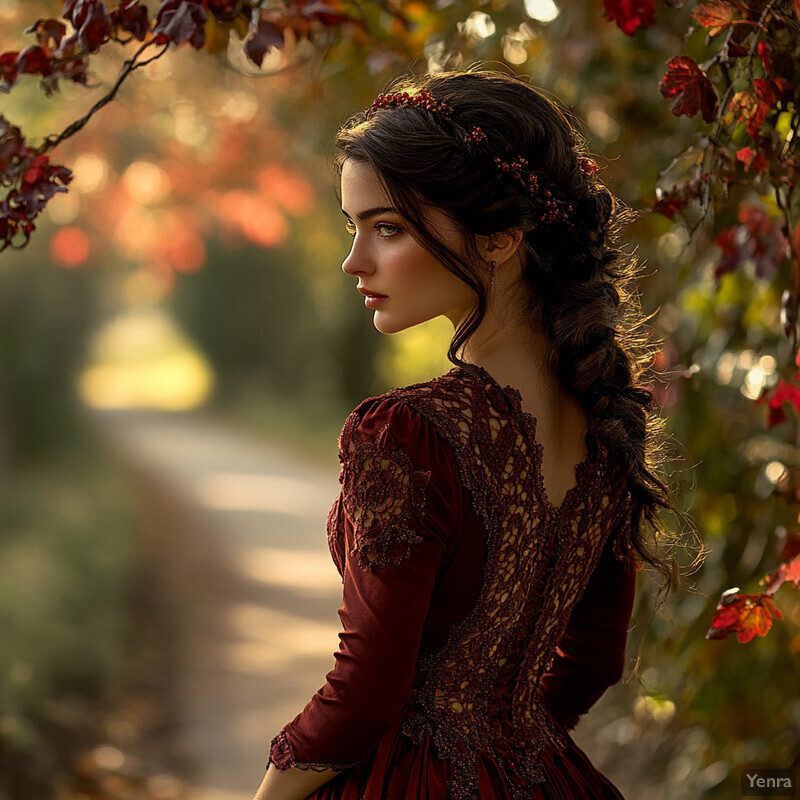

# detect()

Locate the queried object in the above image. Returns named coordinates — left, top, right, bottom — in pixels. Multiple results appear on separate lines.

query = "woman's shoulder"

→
left=335, top=369, right=474, bottom=478
left=331, top=373, right=470, bottom=570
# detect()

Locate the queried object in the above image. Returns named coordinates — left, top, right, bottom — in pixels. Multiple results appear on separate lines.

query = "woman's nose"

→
left=341, top=240, right=372, bottom=277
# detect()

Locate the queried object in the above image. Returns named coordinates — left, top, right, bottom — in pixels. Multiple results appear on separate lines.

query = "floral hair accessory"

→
left=493, top=155, right=573, bottom=224
left=579, top=158, right=598, bottom=174
left=365, top=89, right=453, bottom=120
left=464, top=126, right=486, bottom=144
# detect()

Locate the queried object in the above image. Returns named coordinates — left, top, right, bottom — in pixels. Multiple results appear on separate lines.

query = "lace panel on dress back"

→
left=377, top=369, right=632, bottom=800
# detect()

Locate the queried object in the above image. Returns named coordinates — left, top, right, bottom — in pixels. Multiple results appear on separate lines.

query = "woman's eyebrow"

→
left=341, top=206, right=400, bottom=222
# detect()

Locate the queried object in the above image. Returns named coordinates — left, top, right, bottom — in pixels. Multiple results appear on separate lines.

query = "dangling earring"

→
left=487, top=260, right=496, bottom=289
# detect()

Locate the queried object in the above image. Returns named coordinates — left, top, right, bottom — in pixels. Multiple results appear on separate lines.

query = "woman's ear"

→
left=480, top=229, right=524, bottom=266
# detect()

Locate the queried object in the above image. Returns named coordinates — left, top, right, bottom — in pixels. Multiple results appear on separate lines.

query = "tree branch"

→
left=37, top=39, right=169, bottom=155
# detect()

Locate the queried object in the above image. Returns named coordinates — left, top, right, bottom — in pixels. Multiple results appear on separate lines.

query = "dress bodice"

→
left=371, top=367, right=632, bottom=798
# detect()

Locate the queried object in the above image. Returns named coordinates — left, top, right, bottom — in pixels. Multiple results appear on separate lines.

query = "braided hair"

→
left=335, top=69, right=686, bottom=595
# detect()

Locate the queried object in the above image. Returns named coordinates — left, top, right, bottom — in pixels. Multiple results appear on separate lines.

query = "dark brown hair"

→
left=335, top=69, right=690, bottom=595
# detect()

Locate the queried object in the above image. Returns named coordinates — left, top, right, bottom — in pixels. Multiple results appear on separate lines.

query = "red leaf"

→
left=742, top=204, right=790, bottom=279
left=603, top=0, right=655, bottom=35
left=659, top=56, right=718, bottom=123
left=715, top=226, right=748, bottom=277
left=58, top=57, right=89, bottom=86
left=20, top=155, right=72, bottom=193
left=111, top=0, right=151, bottom=41
left=785, top=555, right=800, bottom=585
left=0, top=115, right=28, bottom=174
left=762, top=379, right=800, bottom=428
left=0, top=52, right=19, bottom=92
left=776, top=529, right=800, bottom=562
left=726, top=39, right=748, bottom=58
left=61, top=0, right=112, bottom=52
left=3, top=152, right=72, bottom=251
left=22, top=154, right=50, bottom=186
left=245, top=19, right=284, bottom=67
left=755, top=76, right=780, bottom=102
left=154, top=0, right=208, bottom=48
left=25, top=18, right=67, bottom=48
left=62, top=0, right=89, bottom=27
left=16, top=46, right=52, bottom=77
left=652, top=191, right=688, bottom=220
left=79, top=0, right=113, bottom=51
left=706, top=589, right=783, bottom=643
left=735, top=146, right=768, bottom=173
left=758, top=40, right=772, bottom=73
left=692, top=0, right=736, bottom=35
left=715, top=204, right=789, bottom=281
left=769, top=400, right=787, bottom=427
left=752, top=78, right=782, bottom=132
left=733, top=79, right=784, bottom=139
left=763, top=554, right=800, bottom=595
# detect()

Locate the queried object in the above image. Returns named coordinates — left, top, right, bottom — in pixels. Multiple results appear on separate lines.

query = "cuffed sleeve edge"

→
left=267, top=730, right=356, bottom=773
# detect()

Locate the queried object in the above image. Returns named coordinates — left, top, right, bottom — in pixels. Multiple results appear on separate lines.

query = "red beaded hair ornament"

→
left=464, top=126, right=487, bottom=144
left=366, top=89, right=453, bottom=119
left=364, top=89, right=599, bottom=226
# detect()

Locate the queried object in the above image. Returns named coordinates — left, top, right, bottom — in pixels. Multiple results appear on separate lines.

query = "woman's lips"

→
left=357, top=287, right=387, bottom=308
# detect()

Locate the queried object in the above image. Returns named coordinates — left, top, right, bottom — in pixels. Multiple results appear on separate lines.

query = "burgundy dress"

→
left=268, top=365, right=638, bottom=799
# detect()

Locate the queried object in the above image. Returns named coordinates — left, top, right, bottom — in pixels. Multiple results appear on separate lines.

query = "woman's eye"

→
left=343, top=219, right=401, bottom=238
left=376, top=223, right=401, bottom=238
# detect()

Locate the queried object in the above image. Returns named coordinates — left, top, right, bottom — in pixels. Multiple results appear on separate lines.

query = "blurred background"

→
left=1, top=1, right=798, bottom=798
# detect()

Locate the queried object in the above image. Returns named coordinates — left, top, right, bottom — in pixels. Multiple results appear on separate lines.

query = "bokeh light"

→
left=49, top=226, right=90, bottom=268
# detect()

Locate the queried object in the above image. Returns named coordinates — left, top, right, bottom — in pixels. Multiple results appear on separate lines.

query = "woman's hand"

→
left=252, top=763, right=341, bottom=800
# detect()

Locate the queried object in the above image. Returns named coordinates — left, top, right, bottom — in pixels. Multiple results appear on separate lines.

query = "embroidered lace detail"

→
left=269, top=730, right=356, bottom=773
left=334, top=411, right=432, bottom=571
left=326, top=495, right=345, bottom=578
left=351, top=366, right=633, bottom=800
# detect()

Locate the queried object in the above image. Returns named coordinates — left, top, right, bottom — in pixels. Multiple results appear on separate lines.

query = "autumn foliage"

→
left=0, top=0, right=368, bottom=252
left=598, top=0, right=800, bottom=645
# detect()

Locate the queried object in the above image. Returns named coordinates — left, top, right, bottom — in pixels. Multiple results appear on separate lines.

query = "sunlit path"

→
left=92, top=409, right=343, bottom=800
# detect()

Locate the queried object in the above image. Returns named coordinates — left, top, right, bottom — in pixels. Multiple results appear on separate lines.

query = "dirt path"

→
left=94, top=409, right=344, bottom=800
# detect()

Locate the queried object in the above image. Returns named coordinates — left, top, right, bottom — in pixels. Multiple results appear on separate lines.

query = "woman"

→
left=253, top=70, right=678, bottom=800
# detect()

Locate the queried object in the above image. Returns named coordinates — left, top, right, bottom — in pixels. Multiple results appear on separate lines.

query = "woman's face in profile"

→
left=339, top=159, right=477, bottom=335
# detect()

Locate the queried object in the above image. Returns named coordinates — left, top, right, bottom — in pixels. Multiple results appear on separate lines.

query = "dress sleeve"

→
left=268, top=397, right=459, bottom=771
left=537, top=518, right=639, bottom=732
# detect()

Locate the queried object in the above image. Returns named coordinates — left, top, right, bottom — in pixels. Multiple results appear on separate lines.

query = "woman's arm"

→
left=252, top=764, right=340, bottom=800
left=255, top=399, right=457, bottom=796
